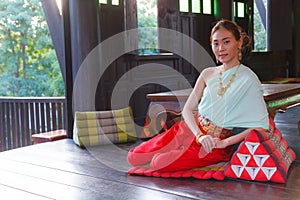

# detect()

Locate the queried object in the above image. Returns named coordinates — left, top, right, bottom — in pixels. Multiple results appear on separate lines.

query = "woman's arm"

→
left=181, top=71, right=206, bottom=136
left=182, top=68, right=220, bottom=154
left=215, top=128, right=266, bottom=148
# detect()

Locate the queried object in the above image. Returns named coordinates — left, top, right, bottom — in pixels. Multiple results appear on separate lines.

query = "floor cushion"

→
left=73, top=107, right=137, bottom=147
left=224, top=119, right=296, bottom=183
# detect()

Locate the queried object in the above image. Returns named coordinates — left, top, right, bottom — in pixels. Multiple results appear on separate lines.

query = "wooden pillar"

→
left=268, top=0, right=293, bottom=51
left=69, top=0, right=101, bottom=80
left=40, top=0, right=65, bottom=80
left=124, top=0, right=137, bottom=31
left=293, top=0, right=300, bottom=77
left=214, top=0, right=233, bottom=20
left=62, top=0, right=73, bottom=138
left=63, top=0, right=101, bottom=137
left=39, top=0, right=71, bottom=136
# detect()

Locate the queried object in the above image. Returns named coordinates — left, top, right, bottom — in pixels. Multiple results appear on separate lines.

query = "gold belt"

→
left=197, top=114, right=232, bottom=139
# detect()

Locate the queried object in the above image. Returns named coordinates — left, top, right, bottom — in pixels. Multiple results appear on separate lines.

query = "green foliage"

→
left=0, top=0, right=65, bottom=97
left=253, top=0, right=267, bottom=51
left=137, top=0, right=158, bottom=54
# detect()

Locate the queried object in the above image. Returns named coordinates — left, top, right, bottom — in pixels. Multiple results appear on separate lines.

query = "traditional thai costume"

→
left=127, top=65, right=269, bottom=172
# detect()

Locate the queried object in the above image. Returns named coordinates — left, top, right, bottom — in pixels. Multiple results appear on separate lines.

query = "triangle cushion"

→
left=224, top=122, right=296, bottom=183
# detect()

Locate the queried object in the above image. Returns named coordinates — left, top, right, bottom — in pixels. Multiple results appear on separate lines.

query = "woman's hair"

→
left=210, top=19, right=252, bottom=61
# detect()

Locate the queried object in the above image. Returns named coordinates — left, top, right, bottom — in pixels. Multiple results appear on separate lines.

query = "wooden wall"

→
left=41, top=0, right=300, bottom=136
left=292, top=0, right=300, bottom=77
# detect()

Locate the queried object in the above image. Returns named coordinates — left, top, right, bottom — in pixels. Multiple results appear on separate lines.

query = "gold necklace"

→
left=217, top=64, right=241, bottom=97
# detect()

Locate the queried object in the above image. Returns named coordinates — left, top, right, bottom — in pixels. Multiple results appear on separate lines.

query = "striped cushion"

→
left=73, top=107, right=137, bottom=147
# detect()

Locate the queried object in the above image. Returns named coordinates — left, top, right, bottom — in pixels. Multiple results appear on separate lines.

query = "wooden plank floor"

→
left=0, top=107, right=299, bottom=200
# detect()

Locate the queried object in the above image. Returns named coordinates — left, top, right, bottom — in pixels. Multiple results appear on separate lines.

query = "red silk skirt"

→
left=127, top=117, right=234, bottom=173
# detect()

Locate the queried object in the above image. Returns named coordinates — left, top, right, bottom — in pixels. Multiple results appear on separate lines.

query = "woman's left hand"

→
left=215, top=139, right=229, bottom=149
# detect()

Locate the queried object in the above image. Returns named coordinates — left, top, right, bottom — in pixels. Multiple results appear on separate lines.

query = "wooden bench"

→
left=146, top=84, right=300, bottom=133
left=31, top=129, right=67, bottom=144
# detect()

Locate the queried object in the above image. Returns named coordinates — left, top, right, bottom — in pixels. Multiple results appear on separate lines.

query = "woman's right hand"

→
left=198, top=135, right=220, bottom=153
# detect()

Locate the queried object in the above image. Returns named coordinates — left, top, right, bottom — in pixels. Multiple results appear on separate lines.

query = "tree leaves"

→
left=0, top=0, right=64, bottom=97
left=137, top=0, right=158, bottom=54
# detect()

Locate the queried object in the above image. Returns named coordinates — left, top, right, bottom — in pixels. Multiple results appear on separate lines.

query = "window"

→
left=99, top=0, right=107, bottom=4
left=179, top=0, right=189, bottom=12
left=137, top=0, right=158, bottom=55
left=179, top=0, right=212, bottom=14
left=99, top=0, right=120, bottom=6
left=202, top=0, right=211, bottom=14
left=233, top=0, right=268, bottom=51
left=233, top=1, right=245, bottom=18
left=253, top=0, right=268, bottom=51
left=192, top=0, right=201, bottom=14
left=111, top=0, right=120, bottom=6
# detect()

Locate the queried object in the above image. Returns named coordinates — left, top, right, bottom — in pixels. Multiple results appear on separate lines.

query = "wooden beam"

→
left=69, top=0, right=101, bottom=78
left=40, top=0, right=66, bottom=80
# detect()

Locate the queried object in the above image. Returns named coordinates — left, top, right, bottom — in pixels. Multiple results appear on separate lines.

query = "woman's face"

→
left=211, top=28, right=242, bottom=65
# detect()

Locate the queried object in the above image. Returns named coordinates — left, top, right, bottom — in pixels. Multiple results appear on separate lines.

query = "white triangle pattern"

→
left=231, top=142, right=276, bottom=180
left=261, top=167, right=277, bottom=179
left=231, top=165, right=245, bottom=177
left=245, top=142, right=260, bottom=155
left=253, top=155, right=270, bottom=167
left=245, top=167, right=260, bottom=180
left=237, top=153, right=251, bottom=166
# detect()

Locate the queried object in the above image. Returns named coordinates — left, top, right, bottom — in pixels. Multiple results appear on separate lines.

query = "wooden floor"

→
left=0, top=107, right=299, bottom=200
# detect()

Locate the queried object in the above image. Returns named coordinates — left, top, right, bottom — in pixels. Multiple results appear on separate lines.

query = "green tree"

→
left=137, top=0, right=158, bottom=54
left=253, top=0, right=267, bottom=51
left=0, top=0, right=64, bottom=97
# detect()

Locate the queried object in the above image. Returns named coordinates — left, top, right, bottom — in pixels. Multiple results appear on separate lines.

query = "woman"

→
left=127, top=19, right=269, bottom=172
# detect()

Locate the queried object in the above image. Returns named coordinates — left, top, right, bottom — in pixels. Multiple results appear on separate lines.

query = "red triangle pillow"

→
left=224, top=119, right=296, bottom=183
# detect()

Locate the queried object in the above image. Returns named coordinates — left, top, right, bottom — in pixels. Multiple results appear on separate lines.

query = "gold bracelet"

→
left=196, top=131, right=205, bottom=145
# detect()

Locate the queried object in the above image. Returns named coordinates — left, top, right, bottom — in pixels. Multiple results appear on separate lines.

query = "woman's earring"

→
left=238, top=48, right=242, bottom=61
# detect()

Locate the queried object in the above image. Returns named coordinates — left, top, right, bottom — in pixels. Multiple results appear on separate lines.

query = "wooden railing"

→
left=0, top=97, right=66, bottom=151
